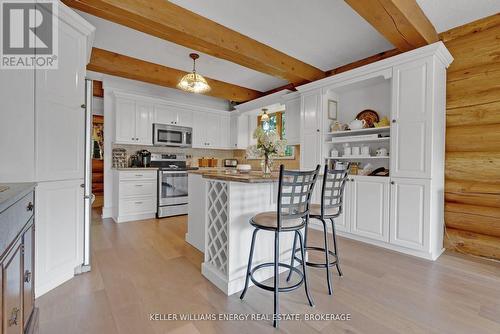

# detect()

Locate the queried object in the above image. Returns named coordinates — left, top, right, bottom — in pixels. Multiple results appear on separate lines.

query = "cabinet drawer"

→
left=119, top=197, right=156, bottom=216
left=118, top=170, right=157, bottom=181
left=119, top=181, right=156, bottom=198
left=0, top=191, right=34, bottom=257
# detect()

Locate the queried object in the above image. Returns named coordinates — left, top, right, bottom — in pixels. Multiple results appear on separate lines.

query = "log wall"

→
left=441, top=14, right=500, bottom=260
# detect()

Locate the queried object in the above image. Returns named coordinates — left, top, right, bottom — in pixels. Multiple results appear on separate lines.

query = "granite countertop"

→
left=190, top=169, right=279, bottom=183
left=0, top=182, right=37, bottom=213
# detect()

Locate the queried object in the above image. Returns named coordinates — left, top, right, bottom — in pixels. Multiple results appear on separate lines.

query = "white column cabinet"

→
left=283, top=95, right=301, bottom=145
left=300, top=92, right=322, bottom=170
left=229, top=114, right=249, bottom=149
left=391, top=58, right=433, bottom=179
left=389, top=178, right=430, bottom=251
left=350, top=177, right=390, bottom=242
left=219, top=116, right=231, bottom=149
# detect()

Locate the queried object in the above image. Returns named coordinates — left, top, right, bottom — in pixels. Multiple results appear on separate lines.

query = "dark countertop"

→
left=0, top=183, right=37, bottom=213
left=189, top=169, right=279, bottom=183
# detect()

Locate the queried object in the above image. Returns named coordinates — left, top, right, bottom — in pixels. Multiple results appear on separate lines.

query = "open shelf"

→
left=325, top=137, right=390, bottom=144
left=325, top=156, right=389, bottom=160
left=325, top=126, right=390, bottom=137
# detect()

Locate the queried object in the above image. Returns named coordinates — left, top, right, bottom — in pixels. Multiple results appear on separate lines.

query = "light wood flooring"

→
left=36, top=210, right=500, bottom=334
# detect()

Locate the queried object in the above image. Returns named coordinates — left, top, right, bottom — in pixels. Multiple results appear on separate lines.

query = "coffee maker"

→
left=138, top=150, right=151, bottom=167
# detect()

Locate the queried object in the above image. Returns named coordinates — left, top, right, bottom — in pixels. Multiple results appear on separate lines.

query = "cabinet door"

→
left=302, top=93, right=321, bottom=134
left=3, top=240, right=23, bottom=334
left=391, top=59, right=432, bottom=178
left=36, top=180, right=84, bottom=296
left=334, top=179, right=352, bottom=233
left=177, top=107, right=193, bottom=127
left=154, top=104, right=177, bottom=125
left=23, top=221, right=35, bottom=326
left=115, top=98, right=137, bottom=144
left=301, top=132, right=321, bottom=170
left=205, top=114, right=221, bottom=147
left=219, top=116, right=230, bottom=149
left=390, top=178, right=430, bottom=251
left=284, top=97, right=300, bottom=145
left=351, top=177, right=389, bottom=241
left=35, top=18, right=86, bottom=182
left=135, top=102, right=154, bottom=145
left=192, top=112, right=206, bottom=148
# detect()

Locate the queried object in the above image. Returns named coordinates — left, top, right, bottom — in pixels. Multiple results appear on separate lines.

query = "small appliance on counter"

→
left=129, top=154, right=141, bottom=168
left=224, top=159, right=238, bottom=168
left=138, top=149, right=151, bottom=167
left=112, top=148, right=127, bottom=168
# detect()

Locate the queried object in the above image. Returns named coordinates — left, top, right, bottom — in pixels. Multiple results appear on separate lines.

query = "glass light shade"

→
left=260, top=108, right=270, bottom=122
left=177, top=72, right=210, bottom=93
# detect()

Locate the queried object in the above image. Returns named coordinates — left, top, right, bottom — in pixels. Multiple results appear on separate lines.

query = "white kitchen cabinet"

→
left=112, top=170, right=157, bottom=223
left=154, top=104, right=193, bottom=127
left=391, top=58, right=433, bottom=179
left=114, top=96, right=154, bottom=145
left=283, top=95, right=301, bottom=145
left=229, top=114, right=249, bottom=149
left=390, top=178, right=430, bottom=251
left=350, top=177, right=390, bottom=242
left=300, top=92, right=322, bottom=170
left=35, top=179, right=84, bottom=296
left=193, top=111, right=222, bottom=148
left=219, top=116, right=231, bottom=149
left=135, top=102, right=154, bottom=145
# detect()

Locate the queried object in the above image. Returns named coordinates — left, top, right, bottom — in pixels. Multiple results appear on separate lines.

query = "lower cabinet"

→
left=389, top=178, right=430, bottom=251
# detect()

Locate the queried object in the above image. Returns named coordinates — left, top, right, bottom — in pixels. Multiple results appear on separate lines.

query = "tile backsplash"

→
left=113, top=144, right=301, bottom=170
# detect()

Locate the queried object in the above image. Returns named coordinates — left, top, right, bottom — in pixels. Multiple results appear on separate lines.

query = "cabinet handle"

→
left=316, top=129, right=320, bottom=132
left=391, top=181, right=395, bottom=185
left=80, top=104, right=86, bottom=109
left=135, top=201, right=143, bottom=205
left=8, top=307, right=19, bottom=327
left=24, top=270, right=32, bottom=283
left=27, top=202, right=34, bottom=211
left=135, top=184, right=143, bottom=187
left=135, top=174, right=143, bottom=177
left=392, top=119, right=396, bottom=123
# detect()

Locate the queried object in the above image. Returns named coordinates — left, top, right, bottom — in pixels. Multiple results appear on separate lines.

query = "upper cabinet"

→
left=154, top=104, right=193, bottom=127
left=193, top=111, right=222, bottom=149
left=300, top=92, right=322, bottom=170
left=114, top=96, right=154, bottom=146
left=229, top=114, right=249, bottom=149
left=283, top=95, right=300, bottom=145
left=391, top=58, right=433, bottom=179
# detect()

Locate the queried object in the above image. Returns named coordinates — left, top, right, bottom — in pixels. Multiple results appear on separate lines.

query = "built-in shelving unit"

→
left=325, top=156, right=389, bottom=160
left=325, top=126, right=390, bottom=136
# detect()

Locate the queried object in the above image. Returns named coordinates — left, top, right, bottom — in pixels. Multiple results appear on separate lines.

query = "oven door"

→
left=159, top=171, right=188, bottom=206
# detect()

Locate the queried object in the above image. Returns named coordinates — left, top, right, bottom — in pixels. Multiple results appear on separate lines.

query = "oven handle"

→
left=161, top=171, right=188, bottom=175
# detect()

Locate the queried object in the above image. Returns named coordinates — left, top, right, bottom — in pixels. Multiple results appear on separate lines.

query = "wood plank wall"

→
left=441, top=14, right=500, bottom=260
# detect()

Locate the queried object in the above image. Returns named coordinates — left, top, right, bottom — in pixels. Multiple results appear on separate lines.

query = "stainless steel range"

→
left=151, top=153, right=188, bottom=218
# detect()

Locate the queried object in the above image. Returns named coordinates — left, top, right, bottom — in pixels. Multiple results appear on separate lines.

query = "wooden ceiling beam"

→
left=87, top=48, right=263, bottom=102
left=345, top=0, right=438, bottom=51
left=63, top=0, right=325, bottom=84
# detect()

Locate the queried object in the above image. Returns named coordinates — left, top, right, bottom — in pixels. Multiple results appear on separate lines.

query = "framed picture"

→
left=328, top=100, right=338, bottom=120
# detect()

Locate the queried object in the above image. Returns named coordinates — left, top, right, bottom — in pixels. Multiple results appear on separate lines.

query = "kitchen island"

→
left=187, top=169, right=296, bottom=295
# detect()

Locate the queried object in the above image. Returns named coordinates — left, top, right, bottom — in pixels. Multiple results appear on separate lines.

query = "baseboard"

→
left=35, top=269, right=74, bottom=298
left=101, top=206, right=113, bottom=218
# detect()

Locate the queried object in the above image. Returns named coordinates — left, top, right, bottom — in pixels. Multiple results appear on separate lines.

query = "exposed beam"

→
left=63, top=0, right=325, bottom=84
left=345, top=0, right=438, bottom=51
left=87, top=48, right=263, bottom=102
left=326, top=48, right=401, bottom=76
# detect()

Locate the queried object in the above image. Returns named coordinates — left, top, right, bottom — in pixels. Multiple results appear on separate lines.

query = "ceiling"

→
left=417, top=0, right=500, bottom=33
left=78, top=0, right=500, bottom=97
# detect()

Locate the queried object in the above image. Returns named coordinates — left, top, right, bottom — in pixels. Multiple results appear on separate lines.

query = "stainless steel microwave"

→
left=153, top=123, right=192, bottom=147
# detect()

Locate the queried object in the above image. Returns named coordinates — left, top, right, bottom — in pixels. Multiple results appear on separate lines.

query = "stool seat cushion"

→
left=310, top=204, right=340, bottom=217
left=251, top=211, right=304, bottom=229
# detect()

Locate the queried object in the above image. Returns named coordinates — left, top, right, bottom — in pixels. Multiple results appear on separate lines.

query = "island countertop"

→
left=189, top=169, right=279, bottom=183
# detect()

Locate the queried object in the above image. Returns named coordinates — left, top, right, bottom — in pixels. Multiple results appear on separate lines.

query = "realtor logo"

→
left=1, top=0, right=58, bottom=69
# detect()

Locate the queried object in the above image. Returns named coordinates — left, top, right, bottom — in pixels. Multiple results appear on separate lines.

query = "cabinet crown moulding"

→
left=296, top=42, right=453, bottom=94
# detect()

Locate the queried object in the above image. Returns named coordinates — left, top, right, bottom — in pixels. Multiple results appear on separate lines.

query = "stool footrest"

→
left=249, top=262, right=304, bottom=292
left=293, top=246, right=339, bottom=268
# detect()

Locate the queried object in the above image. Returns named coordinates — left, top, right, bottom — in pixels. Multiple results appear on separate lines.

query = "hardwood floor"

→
left=36, top=210, right=500, bottom=333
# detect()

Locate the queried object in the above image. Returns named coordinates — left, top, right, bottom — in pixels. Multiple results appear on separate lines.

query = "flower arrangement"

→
left=247, top=127, right=287, bottom=175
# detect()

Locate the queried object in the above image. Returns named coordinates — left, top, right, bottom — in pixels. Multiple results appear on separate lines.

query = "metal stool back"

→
left=240, top=164, right=320, bottom=328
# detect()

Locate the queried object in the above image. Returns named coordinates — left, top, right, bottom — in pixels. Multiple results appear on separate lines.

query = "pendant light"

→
left=260, top=108, right=270, bottom=122
left=178, top=53, right=211, bottom=94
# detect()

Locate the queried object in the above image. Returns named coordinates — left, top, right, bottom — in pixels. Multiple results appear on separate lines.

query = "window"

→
left=257, top=111, right=294, bottom=158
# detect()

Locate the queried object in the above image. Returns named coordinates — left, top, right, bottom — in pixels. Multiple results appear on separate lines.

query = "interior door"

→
left=390, top=178, right=430, bottom=251
left=3, top=240, right=23, bottom=334
left=135, top=102, right=154, bottom=145
left=115, top=98, right=136, bottom=144
left=391, top=58, right=433, bottom=178
left=350, top=177, right=389, bottom=241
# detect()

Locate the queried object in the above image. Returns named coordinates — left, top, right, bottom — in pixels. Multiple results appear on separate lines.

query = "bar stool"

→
left=287, top=163, right=350, bottom=295
left=240, top=164, right=320, bottom=328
